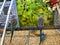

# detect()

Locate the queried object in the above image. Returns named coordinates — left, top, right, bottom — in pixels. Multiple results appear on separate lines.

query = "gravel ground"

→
left=0, top=29, right=60, bottom=45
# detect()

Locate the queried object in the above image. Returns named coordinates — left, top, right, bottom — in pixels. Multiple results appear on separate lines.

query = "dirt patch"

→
left=0, top=30, right=60, bottom=45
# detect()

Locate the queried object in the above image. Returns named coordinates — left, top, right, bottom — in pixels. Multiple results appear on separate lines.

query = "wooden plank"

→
left=0, top=25, right=60, bottom=31
left=6, top=25, right=60, bottom=31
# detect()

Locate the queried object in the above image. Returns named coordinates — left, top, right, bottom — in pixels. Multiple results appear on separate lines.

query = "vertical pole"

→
left=55, top=4, right=60, bottom=34
left=26, top=30, right=30, bottom=45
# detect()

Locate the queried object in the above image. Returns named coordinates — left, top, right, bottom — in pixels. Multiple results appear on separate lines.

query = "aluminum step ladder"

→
left=0, top=0, right=14, bottom=45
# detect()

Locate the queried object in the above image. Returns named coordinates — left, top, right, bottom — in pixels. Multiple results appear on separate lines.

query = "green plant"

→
left=16, top=0, right=54, bottom=26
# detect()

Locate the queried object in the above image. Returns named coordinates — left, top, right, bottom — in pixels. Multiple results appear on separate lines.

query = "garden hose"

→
left=9, top=16, right=17, bottom=43
left=38, top=25, right=45, bottom=44
left=38, top=15, right=45, bottom=45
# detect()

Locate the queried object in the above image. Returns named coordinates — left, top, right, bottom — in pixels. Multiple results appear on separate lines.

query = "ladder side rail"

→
left=0, top=0, right=6, bottom=14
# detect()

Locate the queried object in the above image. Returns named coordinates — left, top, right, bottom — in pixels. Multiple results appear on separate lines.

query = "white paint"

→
left=43, top=0, right=45, bottom=2
left=47, top=7, right=52, bottom=12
